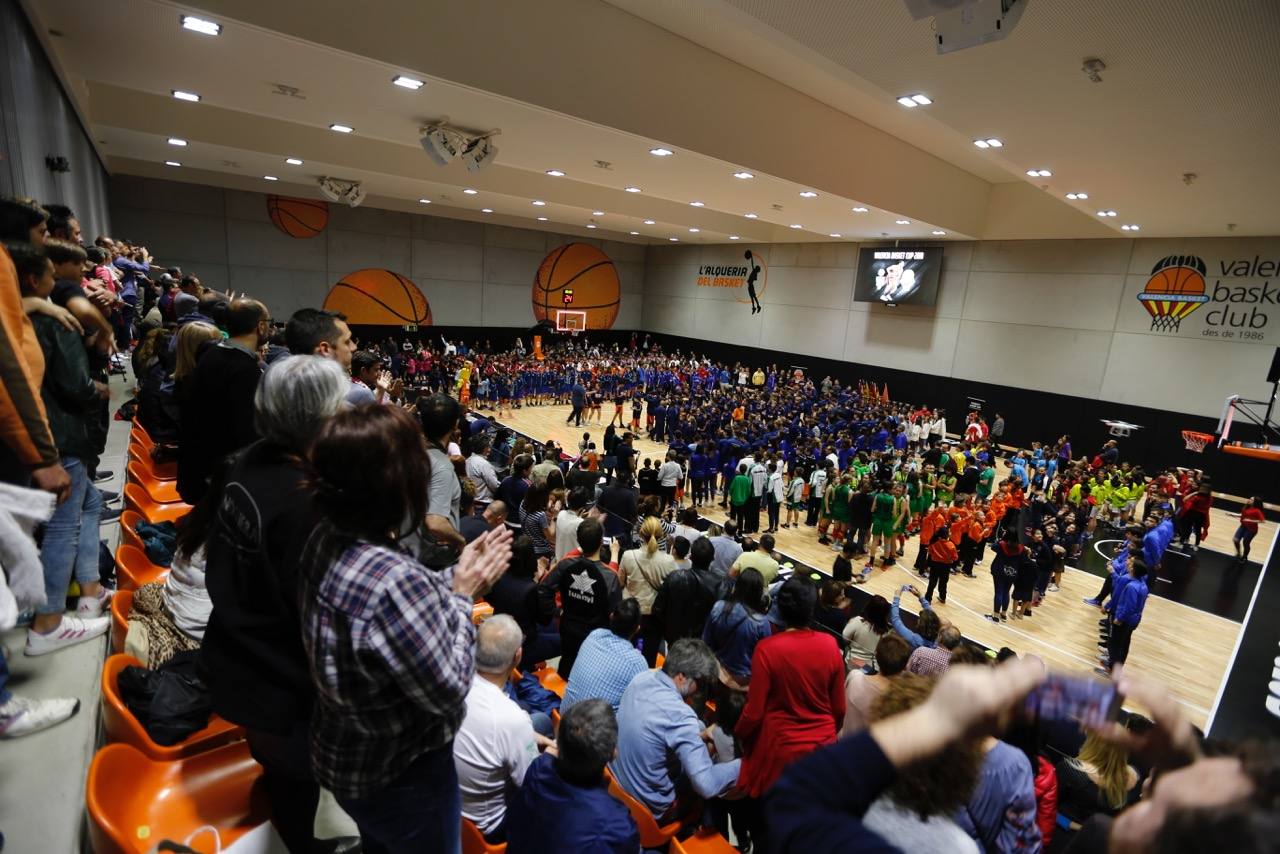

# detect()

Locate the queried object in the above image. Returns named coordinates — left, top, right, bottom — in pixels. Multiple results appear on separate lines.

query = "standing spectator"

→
left=466, top=435, right=501, bottom=508
left=596, top=473, right=638, bottom=546
left=487, top=536, right=559, bottom=670
left=539, top=518, right=622, bottom=678
left=651, top=536, right=719, bottom=645
left=907, top=626, right=961, bottom=676
left=299, top=405, right=511, bottom=853
left=420, top=394, right=465, bottom=549
left=283, top=308, right=359, bottom=403
left=657, top=452, right=683, bottom=510
left=841, top=595, right=891, bottom=670
left=618, top=516, right=677, bottom=666
left=702, top=568, right=772, bottom=689
left=708, top=520, right=743, bottom=576
left=177, top=299, right=270, bottom=504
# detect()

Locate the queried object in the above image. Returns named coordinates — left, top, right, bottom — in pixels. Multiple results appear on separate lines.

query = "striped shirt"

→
left=300, top=530, right=476, bottom=799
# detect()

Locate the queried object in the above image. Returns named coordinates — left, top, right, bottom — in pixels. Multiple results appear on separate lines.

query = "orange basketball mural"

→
left=1137, top=255, right=1209, bottom=332
left=532, top=243, right=620, bottom=330
left=267, top=195, right=329, bottom=239
left=324, top=269, right=432, bottom=326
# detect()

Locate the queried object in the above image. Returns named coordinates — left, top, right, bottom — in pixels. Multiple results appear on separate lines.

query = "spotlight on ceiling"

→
left=420, top=123, right=461, bottom=167
left=318, top=176, right=366, bottom=208
left=462, top=133, right=500, bottom=172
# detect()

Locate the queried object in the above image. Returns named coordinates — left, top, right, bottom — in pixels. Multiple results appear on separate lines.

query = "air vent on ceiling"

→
left=594, top=160, right=613, bottom=170
left=220, top=160, right=241, bottom=168
left=270, top=83, right=306, bottom=99
left=771, top=203, right=784, bottom=211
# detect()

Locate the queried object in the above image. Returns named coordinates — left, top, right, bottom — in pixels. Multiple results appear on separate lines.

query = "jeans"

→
left=992, top=574, right=1013, bottom=613
left=38, top=457, right=102, bottom=615
left=338, top=742, right=461, bottom=854
left=245, top=725, right=323, bottom=853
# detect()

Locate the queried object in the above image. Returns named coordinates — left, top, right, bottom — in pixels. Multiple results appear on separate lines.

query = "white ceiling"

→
left=24, top=0, right=1280, bottom=243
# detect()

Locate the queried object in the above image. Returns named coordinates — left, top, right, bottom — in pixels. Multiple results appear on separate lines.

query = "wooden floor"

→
left=486, top=402, right=1277, bottom=729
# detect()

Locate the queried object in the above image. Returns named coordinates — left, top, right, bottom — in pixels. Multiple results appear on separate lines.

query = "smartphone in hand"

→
left=1024, top=673, right=1122, bottom=728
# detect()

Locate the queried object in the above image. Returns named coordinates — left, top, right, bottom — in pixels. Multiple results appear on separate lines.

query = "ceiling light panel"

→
left=649, top=147, right=673, bottom=156
left=171, top=90, right=200, bottom=102
left=180, top=15, right=220, bottom=35
left=392, top=75, right=425, bottom=90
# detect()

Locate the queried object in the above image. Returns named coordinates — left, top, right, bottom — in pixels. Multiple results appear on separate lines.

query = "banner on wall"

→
left=1125, top=250, right=1279, bottom=345
left=695, top=248, right=768, bottom=312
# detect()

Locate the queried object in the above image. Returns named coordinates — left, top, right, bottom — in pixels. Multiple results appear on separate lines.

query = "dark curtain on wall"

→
left=0, top=0, right=111, bottom=236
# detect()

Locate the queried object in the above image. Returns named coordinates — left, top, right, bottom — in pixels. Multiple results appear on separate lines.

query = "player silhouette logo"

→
left=745, top=250, right=763, bottom=314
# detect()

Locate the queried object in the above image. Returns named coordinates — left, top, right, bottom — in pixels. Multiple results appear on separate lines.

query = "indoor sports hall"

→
left=1, top=0, right=1278, bottom=852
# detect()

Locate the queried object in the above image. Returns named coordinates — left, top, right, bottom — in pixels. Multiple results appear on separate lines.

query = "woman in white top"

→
left=908, top=419, right=924, bottom=447
left=618, top=515, right=676, bottom=666
left=841, top=594, right=891, bottom=670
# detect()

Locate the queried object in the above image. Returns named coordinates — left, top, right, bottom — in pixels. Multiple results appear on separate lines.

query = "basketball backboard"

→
left=555, top=309, right=587, bottom=333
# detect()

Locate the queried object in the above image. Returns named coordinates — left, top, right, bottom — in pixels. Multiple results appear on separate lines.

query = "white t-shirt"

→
left=555, top=509, right=584, bottom=562
left=768, top=471, right=785, bottom=501
left=658, top=461, right=683, bottom=488
left=909, top=422, right=924, bottom=442
left=453, top=675, right=540, bottom=835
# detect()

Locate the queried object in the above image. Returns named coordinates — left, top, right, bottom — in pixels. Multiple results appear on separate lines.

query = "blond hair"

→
left=1075, top=732, right=1133, bottom=810
left=638, top=516, right=663, bottom=556
left=174, top=322, right=222, bottom=381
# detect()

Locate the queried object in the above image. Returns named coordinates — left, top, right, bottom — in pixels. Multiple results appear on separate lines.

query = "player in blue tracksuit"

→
left=1107, top=559, right=1149, bottom=669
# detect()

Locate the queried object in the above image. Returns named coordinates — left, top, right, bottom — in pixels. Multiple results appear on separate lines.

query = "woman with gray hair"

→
left=199, top=354, right=355, bottom=854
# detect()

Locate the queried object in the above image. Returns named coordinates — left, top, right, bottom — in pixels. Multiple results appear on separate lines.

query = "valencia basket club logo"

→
left=1138, top=255, right=1209, bottom=332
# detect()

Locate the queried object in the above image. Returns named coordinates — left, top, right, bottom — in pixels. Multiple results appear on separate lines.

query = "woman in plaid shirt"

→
left=300, top=405, right=511, bottom=854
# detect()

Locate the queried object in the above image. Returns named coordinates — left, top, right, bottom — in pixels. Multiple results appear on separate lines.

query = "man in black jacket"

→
left=177, top=299, right=269, bottom=504
left=651, top=537, right=723, bottom=645
left=538, top=518, right=621, bottom=678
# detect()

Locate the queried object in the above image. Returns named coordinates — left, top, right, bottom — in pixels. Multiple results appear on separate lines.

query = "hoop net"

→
left=1182, top=430, right=1214, bottom=453
left=1150, top=316, right=1182, bottom=332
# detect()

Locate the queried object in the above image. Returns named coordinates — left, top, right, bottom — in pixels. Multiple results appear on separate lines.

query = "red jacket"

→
left=928, top=538, right=959, bottom=564
left=1035, top=755, right=1058, bottom=846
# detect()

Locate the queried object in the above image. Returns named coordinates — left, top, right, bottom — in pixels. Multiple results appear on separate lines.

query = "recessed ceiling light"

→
left=180, top=15, right=220, bottom=35
left=171, top=89, right=200, bottom=102
left=911, top=94, right=932, bottom=105
left=330, top=124, right=354, bottom=133
left=896, top=219, right=911, bottom=225
left=643, top=219, right=656, bottom=225
left=790, top=224, right=803, bottom=229
left=285, top=157, right=303, bottom=166
left=391, top=75, right=425, bottom=90
left=799, top=191, right=818, bottom=198
left=537, top=216, right=548, bottom=221
left=586, top=224, right=597, bottom=229
left=167, top=138, right=187, bottom=147
left=690, top=201, right=704, bottom=207
left=546, top=169, right=565, bottom=177
left=932, top=230, right=947, bottom=235
left=1121, top=224, right=1140, bottom=231
left=974, top=138, right=1002, bottom=148
left=852, top=207, right=868, bottom=213
left=624, top=186, right=642, bottom=193
left=592, top=211, right=604, bottom=216
left=418, top=198, right=431, bottom=204
left=1066, top=192, right=1089, bottom=200
left=481, top=208, right=493, bottom=213
left=729, top=235, right=740, bottom=240
left=463, top=188, right=478, bottom=195
left=829, top=233, right=842, bottom=238
left=732, top=171, right=754, bottom=179
left=649, top=147, right=673, bottom=157
left=263, top=175, right=278, bottom=181
left=897, top=96, right=918, bottom=108
left=531, top=200, right=546, bottom=206
left=630, top=231, right=640, bottom=235
left=164, top=160, right=181, bottom=167
left=1097, top=210, right=1117, bottom=217
left=1027, top=168, right=1052, bottom=177
left=744, top=213, right=758, bottom=219
left=669, top=237, right=679, bottom=242
left=689, top=228, right=700, bottom=233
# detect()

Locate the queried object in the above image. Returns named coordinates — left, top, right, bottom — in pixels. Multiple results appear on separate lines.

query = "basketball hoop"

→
left=1181, top=430, right=1214, bottom=453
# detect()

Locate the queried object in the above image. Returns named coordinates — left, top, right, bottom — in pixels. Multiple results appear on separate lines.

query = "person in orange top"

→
left=947, top=500, right=971, bottom=546
left=913, top=505, right=947, bottom=574
left=732, top=405, right=745, bottom=422
left=1232, top=496, right=1266, bottom=563
left=959, top=512, right=988, bottom=577
left=923, top=525, right=959, bottom=605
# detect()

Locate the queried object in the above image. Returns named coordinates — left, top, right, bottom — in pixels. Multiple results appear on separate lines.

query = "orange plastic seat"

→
left=128, top=446, right=176, bottom=481
left=672, top=828, right=738, bottom=853
left=607, top=772, right=683, bottom=849
left=127, top=461, right=183, bottom=504
left=120, top=509, right=146, bottom=553
left=534, top=665, right=567, bottom=698
left=116, top=544, right=168, bottom=591
left=124, top=483, right=190, bottom=525
left=462, top=817, right=507, bottom=853
left=100, top=654, right=244, bottom=760
left=110, top=589, right=133, bottom=653
left=86, top=741, right=268, bottom=854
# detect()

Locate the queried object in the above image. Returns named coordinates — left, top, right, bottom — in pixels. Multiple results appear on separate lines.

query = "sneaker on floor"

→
left=92, top=470, right=115, bottom=484
left=76, top=587, right=113, bottom=618
left=24, top=615, right=110, bottom=656
left=99, top=506, right=122, bottom=524
left=0, top=695, right=80, bottom=739
left=1048, top=584, right=1060, bottom=592
left=1083, top=597, right=1100, bottom=606
left=98, top=489, right=120, bottom=503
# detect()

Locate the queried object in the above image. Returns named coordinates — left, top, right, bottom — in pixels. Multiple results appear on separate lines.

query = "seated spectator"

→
left=907, top=625, right=961, bottom=676
left=1055, top=731, right=1141, bottom=822
left=708, top=520, right=744, bottom=576
left=671, top=535, right=692, bottom=570
left=731, top=532, right=780, bottom=584
left=955, top=715, right=1043, bottom=851
left=842, top=595, right=891, bottom=670
left=539, top=518, right=622, bottom=678
left=462, top=500, right=507, bottom=544
left=735, top=577, right=846, bottom=848
left=504, top=699, right=640, bottom=854
left=299, top=404, right=511, bottom=850
left=454, top=615, right=551, bottom=842
left=613, top=639, right=741, bottom=820
left=487, top=536, right=559, bottom=670
left=554, top=487, right=590, bottom=561
left=466, top=435, right=501, bottom=508
left=561, top=599, right=646, bottom=713
left=496, top=454, right=534, bottom=517
left=652, top=536, right=719, bottom=646
left=702, top=567, right=771, bottom=689
left=843, top=634, right=912, bottom=736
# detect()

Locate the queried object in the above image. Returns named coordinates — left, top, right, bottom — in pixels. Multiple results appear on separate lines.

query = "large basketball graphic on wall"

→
left=267, top=195, right=329, bottom=239
left=532, top=242, right=620, bottom=330
left=323, top=269, right=433, bottom=326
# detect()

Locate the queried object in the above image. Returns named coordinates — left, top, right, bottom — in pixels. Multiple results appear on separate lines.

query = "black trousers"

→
left=638, top=613, right=663, bottom=667
left=806, top=496, right=822, bottom=526
left=959, top=539, right=979, bottom=575
left=1108, top=622, right=1135, bottom=665
left=767, top=496, right=781, bottom=530
left=744, top=495, right=761, bottom=533
left=732, top=503, right=749, bottom=532
left=567, top=405, right=583, bottom=425
left=660, top=484, right=677, bottom=509
left=246, top=724, right=324, bottom=854
left=1095, top=575, right=1114, bottom=603
left=924, top=560, right=951, bottom=603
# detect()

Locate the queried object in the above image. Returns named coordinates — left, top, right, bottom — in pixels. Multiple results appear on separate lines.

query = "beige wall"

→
left=642, top=236, right=1280, bottom=418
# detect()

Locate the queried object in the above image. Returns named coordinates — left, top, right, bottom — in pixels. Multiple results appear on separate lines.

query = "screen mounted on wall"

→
left=853, top=246, right=942, bottom=306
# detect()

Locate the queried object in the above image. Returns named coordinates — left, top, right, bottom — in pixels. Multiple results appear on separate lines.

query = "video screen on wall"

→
left=853, top=246, right=943, bottom=306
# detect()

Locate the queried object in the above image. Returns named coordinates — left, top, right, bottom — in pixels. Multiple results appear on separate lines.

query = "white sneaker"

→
left=0, top=695, right=80, bottom=738
left=76, top=587, right=113, bottom=618
left=24, top=615, right=110, bottom=656
left=1048, top=584, right=1060, bottom=592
